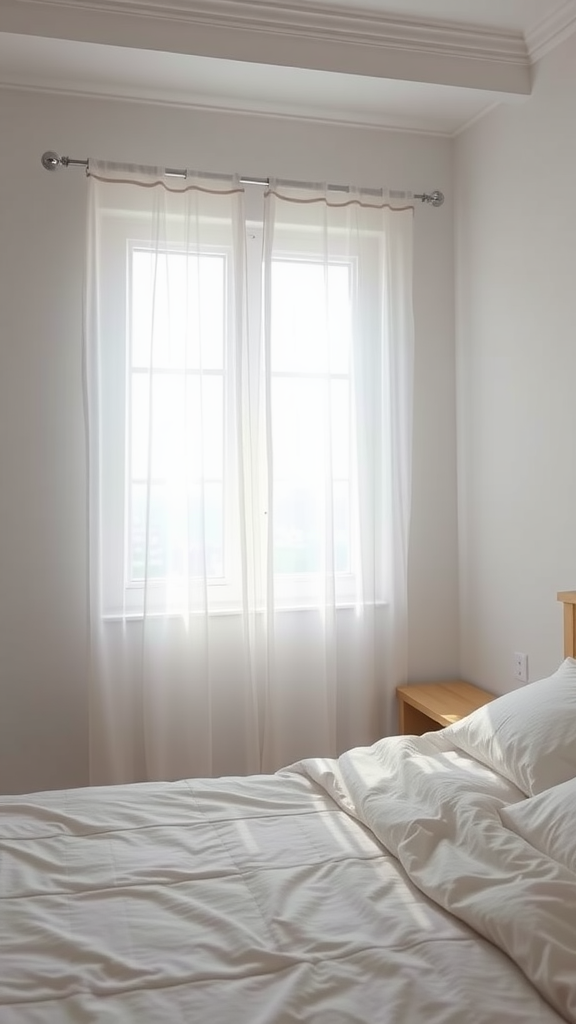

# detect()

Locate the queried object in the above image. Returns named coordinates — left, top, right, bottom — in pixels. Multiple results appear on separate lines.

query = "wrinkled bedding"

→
left=0, top=732, right=573, bottom=1022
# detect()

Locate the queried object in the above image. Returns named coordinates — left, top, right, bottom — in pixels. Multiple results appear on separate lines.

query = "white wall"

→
left=0, top=88, right=458, bottom=793
left=455, top=33, right=576, bottom=694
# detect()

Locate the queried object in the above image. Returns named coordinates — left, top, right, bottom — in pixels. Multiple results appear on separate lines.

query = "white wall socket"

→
left=514, top=651, right=529, bottom=683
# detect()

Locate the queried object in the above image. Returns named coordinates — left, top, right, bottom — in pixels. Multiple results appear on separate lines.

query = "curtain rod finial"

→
left=413, top=189, right=444, bottom=207
left=41, top=151, right=61, bottom=171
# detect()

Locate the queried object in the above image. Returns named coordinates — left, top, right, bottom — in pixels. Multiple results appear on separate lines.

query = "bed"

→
left=2, top=595, right=576, bottom=1023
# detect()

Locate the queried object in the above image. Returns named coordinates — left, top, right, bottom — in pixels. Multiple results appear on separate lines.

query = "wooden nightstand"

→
left=396, top=680, right=495, bottom=736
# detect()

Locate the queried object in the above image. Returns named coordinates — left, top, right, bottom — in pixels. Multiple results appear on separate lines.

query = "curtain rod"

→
left=40, top=151, right=445, bottom=207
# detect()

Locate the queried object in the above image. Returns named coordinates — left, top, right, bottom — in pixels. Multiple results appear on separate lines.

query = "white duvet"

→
left=0, top=732, right=574, bottom=1023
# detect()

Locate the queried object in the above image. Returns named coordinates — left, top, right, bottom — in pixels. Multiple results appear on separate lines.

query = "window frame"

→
left=97, top=210, right=243, bottom=617
left=95, top=201, right=387, bottom=617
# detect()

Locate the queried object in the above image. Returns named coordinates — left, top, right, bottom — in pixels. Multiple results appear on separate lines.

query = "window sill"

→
left=102, top=601, right=387, bottom=623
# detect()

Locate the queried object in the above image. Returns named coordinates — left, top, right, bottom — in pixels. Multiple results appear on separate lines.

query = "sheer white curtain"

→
left=86, top=161, right=261, bottom=784
left=258, top=185, right=414, bottom=769
left=85, top=164, right=414, bottom=785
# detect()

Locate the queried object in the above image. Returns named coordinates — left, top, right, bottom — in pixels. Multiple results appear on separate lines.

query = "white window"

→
left=128, top=247, right=228, bottom=585
left=93, top=186, right=391, bottom=616
left=94, top=197, right=244, bottom=615
left=269, top=258, right=353, bottom=578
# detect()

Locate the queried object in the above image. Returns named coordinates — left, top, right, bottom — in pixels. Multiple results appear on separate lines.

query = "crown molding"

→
left=526, top=0, right=576, bottom=62
left=11, top=0, right=530, bottom=65
left=13, top=0, right=576, bottom=67
left=0, top=80, right=456, bottom=137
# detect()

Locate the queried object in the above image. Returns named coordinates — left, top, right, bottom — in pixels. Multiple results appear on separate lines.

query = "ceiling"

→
left=0, top=0, right=575, bottom=135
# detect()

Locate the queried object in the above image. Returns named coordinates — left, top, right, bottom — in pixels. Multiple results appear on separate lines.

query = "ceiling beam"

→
left=1, top=0, right=531, bottom=94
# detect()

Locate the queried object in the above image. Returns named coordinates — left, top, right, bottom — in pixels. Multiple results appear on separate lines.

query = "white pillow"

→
left=500, top=777, right=576, bottom=874
left=443, top=658, right=576, bottom=795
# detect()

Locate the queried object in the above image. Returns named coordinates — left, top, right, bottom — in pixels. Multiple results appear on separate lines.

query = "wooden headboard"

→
left=558, top=592, right=576, bottom=658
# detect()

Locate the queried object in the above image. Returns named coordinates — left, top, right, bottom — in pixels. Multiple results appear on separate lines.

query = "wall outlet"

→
left=514, top=652, right=529, bottom=683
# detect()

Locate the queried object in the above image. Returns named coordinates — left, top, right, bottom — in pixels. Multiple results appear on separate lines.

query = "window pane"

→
left=130, top=372, right=223, bottom=484
left=273, top=483, right=322, bottom=574
left=131, top=249, right=225, bottom=370
left=130, top=483, right=168, bottom=581
left=270, top=260, right=351, bottom=374
left=187, top=376, right=224, bottom=484
left=129, top=482, right=223, bottom=582
left=271, top=375, right=351, bottom=575
left=333, top=481, right=351, bottom=575
left=271, top=378, right=350, bottom=480
left=270, top=235, right=353, bottom=583
left=272, top=481, right=350, bottom=575
left=128, top=240, right=227, bottom=587
left=272, top=378, right=324, bottom=480
left=331, top=380, right=350, bottom=480
left=187, top=482, right=224, bottom=578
